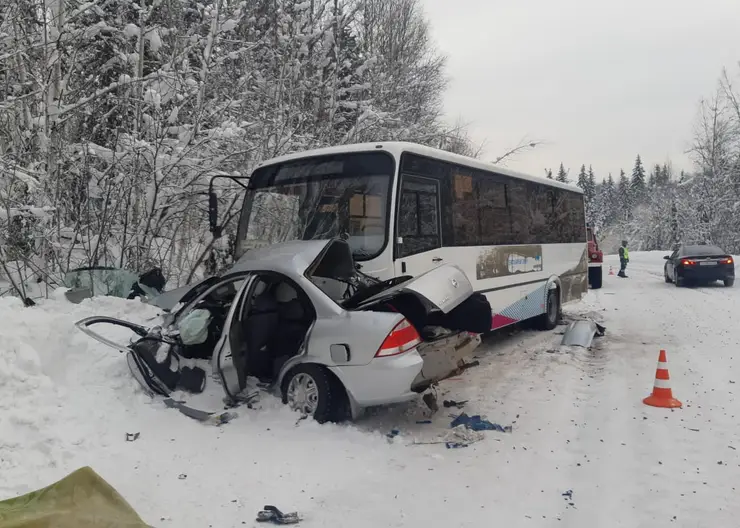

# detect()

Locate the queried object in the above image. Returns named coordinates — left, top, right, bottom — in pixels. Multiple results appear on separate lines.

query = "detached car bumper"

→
left=330, top=350, right=424, bottom=407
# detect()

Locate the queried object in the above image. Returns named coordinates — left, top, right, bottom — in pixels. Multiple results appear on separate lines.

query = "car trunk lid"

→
left=303, top=238, right=475, bottom=314
left=352, top=264, right=474, bottom=314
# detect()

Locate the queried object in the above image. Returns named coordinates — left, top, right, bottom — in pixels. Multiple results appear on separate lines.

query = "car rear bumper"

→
left=678, top=266, right=734, bottom=281
left=411, top=332, right=481, bottom=391
left=329, top=350, right=424, bottom=407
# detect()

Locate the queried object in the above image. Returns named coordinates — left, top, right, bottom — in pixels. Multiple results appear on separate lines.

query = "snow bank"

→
left=0, top=294, right=403, bottom=525
left=3, top=254, right=739, bottom=526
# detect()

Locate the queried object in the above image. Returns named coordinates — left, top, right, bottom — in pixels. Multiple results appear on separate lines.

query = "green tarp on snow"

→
left=0, top=466, right=151, bottom=528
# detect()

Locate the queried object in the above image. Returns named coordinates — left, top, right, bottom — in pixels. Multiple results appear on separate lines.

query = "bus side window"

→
left=508, top=180, right=536, bottom=244
left=450, top=170, right=479, bottom=245
left=478, top=177, right=511, bottom=245
left=397, top=175, right=441, bottom=258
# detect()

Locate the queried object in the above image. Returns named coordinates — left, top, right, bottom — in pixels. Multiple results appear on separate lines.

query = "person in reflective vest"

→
left=618, top=240, right=629, bottom=278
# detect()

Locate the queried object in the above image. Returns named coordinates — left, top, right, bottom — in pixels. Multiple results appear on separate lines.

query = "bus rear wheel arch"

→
left=535, top=286, right=561, bottom=331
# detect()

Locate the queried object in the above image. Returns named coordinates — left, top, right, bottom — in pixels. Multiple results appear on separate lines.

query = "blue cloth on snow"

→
left=450, top=413, right=512, bottom=433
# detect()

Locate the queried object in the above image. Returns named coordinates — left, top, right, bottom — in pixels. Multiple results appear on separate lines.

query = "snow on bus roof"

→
left=254, top=141, right=584, bottom=194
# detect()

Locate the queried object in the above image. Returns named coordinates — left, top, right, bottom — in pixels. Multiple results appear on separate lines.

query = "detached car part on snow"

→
left=76, top=239, right=492, bottom=423
left=63, top=266, right=166, bottom=304
left=560, top=320, right=606, bottom=348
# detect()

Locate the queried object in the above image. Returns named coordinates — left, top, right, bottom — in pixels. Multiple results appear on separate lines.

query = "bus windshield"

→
left=234, top=152, right=394, bottom=262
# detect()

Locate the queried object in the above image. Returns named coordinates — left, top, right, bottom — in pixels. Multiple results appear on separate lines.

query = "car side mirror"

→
left=663, top=255, right=670, bottom=260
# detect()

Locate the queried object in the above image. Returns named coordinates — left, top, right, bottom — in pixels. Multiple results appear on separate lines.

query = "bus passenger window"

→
left=451, top=171, right=479, bottom=245
left=397, top=176, right=441, bottom=257
left=478, top=178, right=511, bottom=245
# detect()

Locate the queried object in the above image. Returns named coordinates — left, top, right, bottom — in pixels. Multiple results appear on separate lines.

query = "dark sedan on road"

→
left=664, top=244, right=735, bottom=287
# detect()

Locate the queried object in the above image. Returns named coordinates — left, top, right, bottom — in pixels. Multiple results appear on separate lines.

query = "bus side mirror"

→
left=209, top=191, right=221, bottom=238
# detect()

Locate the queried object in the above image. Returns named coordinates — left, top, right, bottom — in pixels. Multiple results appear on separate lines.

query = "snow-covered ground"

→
left=2, top=251, right=739, bottom=527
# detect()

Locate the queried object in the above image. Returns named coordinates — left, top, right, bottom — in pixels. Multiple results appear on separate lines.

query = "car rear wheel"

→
left=282, top=364, right=347, bottom=423
left=675, top=274, right=684, bottom=287
left=535, top=287, right=560, bottom=330
left=724, top=278, right=735, bottom=287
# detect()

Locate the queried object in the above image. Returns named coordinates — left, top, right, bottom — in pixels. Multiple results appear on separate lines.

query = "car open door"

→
left=75, top=316, right=151, bottom=353
left=212, top=276, right=257, bottom=401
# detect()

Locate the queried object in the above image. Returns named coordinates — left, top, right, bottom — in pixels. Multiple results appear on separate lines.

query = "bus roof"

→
left=254, top=141, right=584, bottom=194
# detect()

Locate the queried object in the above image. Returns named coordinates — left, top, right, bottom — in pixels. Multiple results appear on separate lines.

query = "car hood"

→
left=148, top=238, right=473, bottom=316
left=146, top=240, right=346, bottom=312
left=147, top=277, right=214, bottom=312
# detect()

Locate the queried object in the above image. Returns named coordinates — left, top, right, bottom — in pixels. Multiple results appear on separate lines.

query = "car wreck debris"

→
left=560, top=320, right=606, bottom=348
left=75, top=239, right=492, bottom=423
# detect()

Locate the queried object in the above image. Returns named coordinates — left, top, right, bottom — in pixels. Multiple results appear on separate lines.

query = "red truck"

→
left=587, top=225, right=603, bottom=289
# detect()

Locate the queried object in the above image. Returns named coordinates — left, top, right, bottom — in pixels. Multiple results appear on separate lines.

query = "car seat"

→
left=271, top=282, right=313, bottom=376
left=242, top=279, right=280, bottom=380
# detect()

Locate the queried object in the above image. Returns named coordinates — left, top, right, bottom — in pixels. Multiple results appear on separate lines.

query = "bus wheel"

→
left=536, top=288, right=560, bottom=331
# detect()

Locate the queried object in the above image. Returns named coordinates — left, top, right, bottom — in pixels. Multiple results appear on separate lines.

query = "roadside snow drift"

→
left=2, top=251, right=740, bottom=527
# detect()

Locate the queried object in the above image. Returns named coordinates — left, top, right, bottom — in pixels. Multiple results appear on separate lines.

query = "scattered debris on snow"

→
left=560, top=319, right=606, bottom=348
left=256, top=505, right=302, bottom=525
left=450, top=413, right=512, bottom=433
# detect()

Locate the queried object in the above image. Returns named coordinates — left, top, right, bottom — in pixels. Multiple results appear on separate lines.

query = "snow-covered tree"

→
left=617, top=169, right=631, bottom=220
left=556, top=163, right=569, bottom=183
left=586, top=166, right=596, bottom=200
left=0, top=0, right=469, bottom=299
left=576, top=165, right=588, bottom=191
left=630, top=154, right=647, bottom=203
left=657, top=164, right=671, bottom=186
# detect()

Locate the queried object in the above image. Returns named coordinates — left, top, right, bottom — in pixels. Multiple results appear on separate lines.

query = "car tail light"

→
left=722, top=258, right=734, bottom=264
left=375, top=318, right=421, bottom=357
left=682, top=259, right=695, bottom=266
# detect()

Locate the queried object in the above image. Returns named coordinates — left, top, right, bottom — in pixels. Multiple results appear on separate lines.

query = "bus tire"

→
left=536, top=287, right=560, bottom=331
left=588, top=266, right=602, bottom=289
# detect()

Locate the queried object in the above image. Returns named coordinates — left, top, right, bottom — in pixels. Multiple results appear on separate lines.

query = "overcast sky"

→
left=421, top=0, right=740, bottom=181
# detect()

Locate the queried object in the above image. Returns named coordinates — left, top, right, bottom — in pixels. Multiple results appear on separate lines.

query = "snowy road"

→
left=2, top=252, right=739, bottom=527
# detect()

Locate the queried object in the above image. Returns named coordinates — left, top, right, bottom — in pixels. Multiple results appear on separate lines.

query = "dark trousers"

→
left=619, top=258, right=628, bottom=274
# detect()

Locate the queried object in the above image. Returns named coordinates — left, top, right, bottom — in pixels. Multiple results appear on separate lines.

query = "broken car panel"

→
left=75, top=239, right=492, bottom=422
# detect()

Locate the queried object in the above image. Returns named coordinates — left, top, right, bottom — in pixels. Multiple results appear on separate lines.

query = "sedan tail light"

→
left=375, top=318, right=421, bottom=357
left=681, top=259, right=695, bottom=266
left=721, top=257, right=734, bottom=264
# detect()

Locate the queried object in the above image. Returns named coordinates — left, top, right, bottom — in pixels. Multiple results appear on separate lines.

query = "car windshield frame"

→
left=234, top=151, right=395, bottom=262
left=680, top=245, right=726, bottom=257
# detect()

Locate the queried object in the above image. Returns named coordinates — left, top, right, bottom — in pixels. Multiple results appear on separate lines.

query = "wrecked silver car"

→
left=76, top=239, right=492, bottom=422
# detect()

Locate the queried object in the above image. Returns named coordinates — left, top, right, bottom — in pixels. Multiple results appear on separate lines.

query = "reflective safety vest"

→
left=620, top=246, right=629, bottom=260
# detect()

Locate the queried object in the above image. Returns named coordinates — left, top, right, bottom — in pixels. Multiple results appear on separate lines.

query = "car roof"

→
left=228, top=239, right=330, bottom=276
left=680, top=244, right=725, bottom=256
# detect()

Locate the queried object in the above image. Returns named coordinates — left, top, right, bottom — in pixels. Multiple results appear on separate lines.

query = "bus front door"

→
left=394, top=174, right=445, bottom=278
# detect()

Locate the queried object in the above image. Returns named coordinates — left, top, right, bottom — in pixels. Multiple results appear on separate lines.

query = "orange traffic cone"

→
left=609, top=266, right=615, bottom=276
left=643, top=350, right=682, bottom=408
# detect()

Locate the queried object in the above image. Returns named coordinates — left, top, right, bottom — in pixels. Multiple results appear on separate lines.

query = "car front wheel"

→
left=282, top=364, right=347, bottom=423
